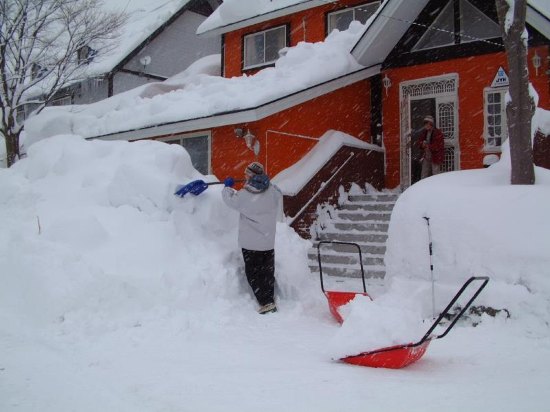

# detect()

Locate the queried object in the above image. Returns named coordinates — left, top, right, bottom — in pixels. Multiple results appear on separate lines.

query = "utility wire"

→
left=317, top=0, right=504, bottom=47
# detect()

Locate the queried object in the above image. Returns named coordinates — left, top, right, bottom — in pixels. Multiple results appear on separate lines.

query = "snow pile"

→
left=0, top=135, right=316, bottom=328
left=385, top=139, right=550, bottom=324
left=24, top=22, right=367, bottom=142
left=533, top=106, right=550, bottom=135
left=1, top=132, right=550, bottom=410
left=327, top=293, right=427, bottom=358
left=273, top=130, right=383, bottom=195
left=197, top=0, right=312, bottom=34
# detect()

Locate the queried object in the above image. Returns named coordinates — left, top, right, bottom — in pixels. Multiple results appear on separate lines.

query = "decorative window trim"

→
left=242, top=25, right=288, bottom=71
left=326, top=1, right=381, bottom=36
left=158, top=131, right=212, bottom=175
left=483, top=87, right=508, bottom=152
left=400, top=74, right=458, bottom=99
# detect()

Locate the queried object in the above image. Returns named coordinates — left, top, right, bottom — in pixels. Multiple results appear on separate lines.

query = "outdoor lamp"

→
left=244, top=129, right=260, bottom=156
left=532, top=52, right=541, bottom=76
left=382, top=74, right=391, bottom=96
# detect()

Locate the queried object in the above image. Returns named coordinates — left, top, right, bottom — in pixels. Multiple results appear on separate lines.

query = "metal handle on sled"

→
left=416, top=276, right=490, bottom=346
left=352, top=276, right=490, bottom=358
left=316, top=240, right=367, bottom=294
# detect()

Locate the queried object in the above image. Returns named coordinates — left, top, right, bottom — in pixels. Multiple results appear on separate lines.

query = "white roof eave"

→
left=527, top=4, right=550, bottom=40
left=352, top=0, right=549, bottom=68
left=351, top=0, right=430, bottom=68
left=197, top=0, right=329, bottom=37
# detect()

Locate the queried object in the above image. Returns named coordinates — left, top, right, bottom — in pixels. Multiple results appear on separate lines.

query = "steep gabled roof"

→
left=351, top=0, right=550, bottom=68
left=197, top=0, right=334, bottom=37
left=528, top=0, right=550, bottom=39
left=351, top=0, right=429, bottom=67
left=84, top=0, right=196, bottom=77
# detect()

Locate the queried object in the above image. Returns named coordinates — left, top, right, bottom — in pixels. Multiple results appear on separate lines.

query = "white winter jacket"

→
left=222, top=184, right=283, bottom=251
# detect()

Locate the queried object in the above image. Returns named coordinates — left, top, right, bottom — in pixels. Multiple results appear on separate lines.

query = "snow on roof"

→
left=529, top=0, right=550, bottom=20
left=23, top=0, right=194, bottom=100
left=527, top=0, right=550, bottom=39
left=85, top=0, right=193, bottom=76
left=24, top=22, right=369, bottom=144
left=351, top=0, right=419, bottom=67
left=197, top=0, right=331, bottom=36
left=352, top=0, right=549, bottom=67
left=272, top=130, right=383, bottom=196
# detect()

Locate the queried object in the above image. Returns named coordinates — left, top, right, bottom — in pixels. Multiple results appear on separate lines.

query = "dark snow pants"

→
left=242, top=248, right=275, bottom=306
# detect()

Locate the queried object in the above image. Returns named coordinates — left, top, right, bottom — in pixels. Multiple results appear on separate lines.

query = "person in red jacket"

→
left=417, top=115, right=445, bottom=179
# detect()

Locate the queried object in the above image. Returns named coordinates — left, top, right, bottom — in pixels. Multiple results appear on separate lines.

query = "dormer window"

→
left=327, top=2, right=380, bottom=34
left=77, top=45, right=96, bottom=64
left=243, top=25, right=287, bottom=70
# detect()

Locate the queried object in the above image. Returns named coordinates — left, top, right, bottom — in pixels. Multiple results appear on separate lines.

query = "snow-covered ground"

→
left=1, top=117, right=550, bottom=410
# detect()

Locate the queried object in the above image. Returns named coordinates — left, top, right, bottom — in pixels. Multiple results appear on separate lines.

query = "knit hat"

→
left=245, top=162, right=264, bottom=176
left=423, top=115, right=435, bottom=125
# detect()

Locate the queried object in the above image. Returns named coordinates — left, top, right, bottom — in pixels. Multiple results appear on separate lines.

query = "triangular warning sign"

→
left=491, top=67, right=509, bottom=88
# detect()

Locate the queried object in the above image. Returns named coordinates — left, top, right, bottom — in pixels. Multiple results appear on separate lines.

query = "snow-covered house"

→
left=351, top=0, right=550, bottom=188
left=25, top=0, right=222, bottom=111
left=25, top=0, right=550, bottom=236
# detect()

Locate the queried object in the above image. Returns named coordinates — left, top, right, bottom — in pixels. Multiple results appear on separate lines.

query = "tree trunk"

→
left=496, top=0, right=536, bottom=185
left=5, top=132, right=21, bottom=168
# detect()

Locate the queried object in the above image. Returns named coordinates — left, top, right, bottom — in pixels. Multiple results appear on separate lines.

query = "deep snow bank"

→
left=0, top=135, right=316, bottom=328
left=385, top=140, right=550, bottom=324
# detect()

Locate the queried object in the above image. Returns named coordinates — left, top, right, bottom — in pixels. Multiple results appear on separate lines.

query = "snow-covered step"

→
left=308, top=190, right=400, bottom=280
left=332, top=222, right=390, bottom=234
left=308, top=264, right=386, bottom=279
left=337, top=202, right=396, bottom=212
left=317, top=233, right=388, bottom=250
left=348, top=194, right=399, bottom=202
left=337, top=209, right=391, bottom=222
left=308, top=251, right=385, bottom=267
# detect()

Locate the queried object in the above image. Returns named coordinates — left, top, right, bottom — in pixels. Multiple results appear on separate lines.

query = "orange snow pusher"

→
left=341, top=276, right=489, bottom=369
left=317, top=240, right=372, bottom=324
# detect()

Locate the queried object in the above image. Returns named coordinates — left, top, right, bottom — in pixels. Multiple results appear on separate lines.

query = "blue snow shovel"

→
left=174, top=179, right=244, bottom=198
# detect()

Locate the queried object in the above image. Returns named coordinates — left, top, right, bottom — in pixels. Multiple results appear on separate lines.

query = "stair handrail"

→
left=287, top=151, right=356, bottom=225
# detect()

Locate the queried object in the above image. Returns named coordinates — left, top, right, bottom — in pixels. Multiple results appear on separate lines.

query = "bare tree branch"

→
left=1, top=0, right=126, bottom=167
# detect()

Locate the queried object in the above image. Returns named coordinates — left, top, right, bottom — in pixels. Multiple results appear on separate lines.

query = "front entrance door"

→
left=400, top=75, right=459, bottom=188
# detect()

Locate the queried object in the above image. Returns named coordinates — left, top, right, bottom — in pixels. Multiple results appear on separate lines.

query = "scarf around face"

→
left=244, top=174, right=270, bottom=193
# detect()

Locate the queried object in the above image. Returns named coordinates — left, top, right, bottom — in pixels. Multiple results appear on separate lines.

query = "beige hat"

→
left=423, top=115, right=435, bottom=125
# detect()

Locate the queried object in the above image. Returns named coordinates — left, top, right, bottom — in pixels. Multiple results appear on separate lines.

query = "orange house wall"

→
left=383, top=46, right=550, bottom=189
left=223, top=0, right=375, bottom=78
left=211, top=79, right=371, bottom=180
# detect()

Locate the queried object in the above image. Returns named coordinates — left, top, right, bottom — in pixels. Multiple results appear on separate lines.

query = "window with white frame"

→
left=484, top=88, right=507, bottom=149
left=243, top=26, right=287, bottom=70
left=51, top=95, right=73, bottom=106
left=327, top=2, right=380, bottom=34
left=161, top=133, right=211, bottom=175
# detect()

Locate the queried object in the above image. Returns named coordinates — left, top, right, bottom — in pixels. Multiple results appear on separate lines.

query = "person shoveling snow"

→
left=221, top=162, right=284, bottom=314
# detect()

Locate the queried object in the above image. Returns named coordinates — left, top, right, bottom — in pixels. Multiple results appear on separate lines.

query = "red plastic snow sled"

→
left=317, top=240, right=372, bottom=324
left=341, top=276, right=489, bottom=369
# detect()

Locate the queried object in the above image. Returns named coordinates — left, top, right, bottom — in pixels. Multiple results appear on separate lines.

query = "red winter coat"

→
left=417, top=127, right=445, bottom=165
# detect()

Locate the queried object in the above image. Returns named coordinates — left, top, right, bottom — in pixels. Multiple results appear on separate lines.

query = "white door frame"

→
left=399, top=73, right=460, bottom=188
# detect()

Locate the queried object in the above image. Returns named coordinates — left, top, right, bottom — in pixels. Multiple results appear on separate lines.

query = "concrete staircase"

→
left=308, top=192, right=399, bottom=280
